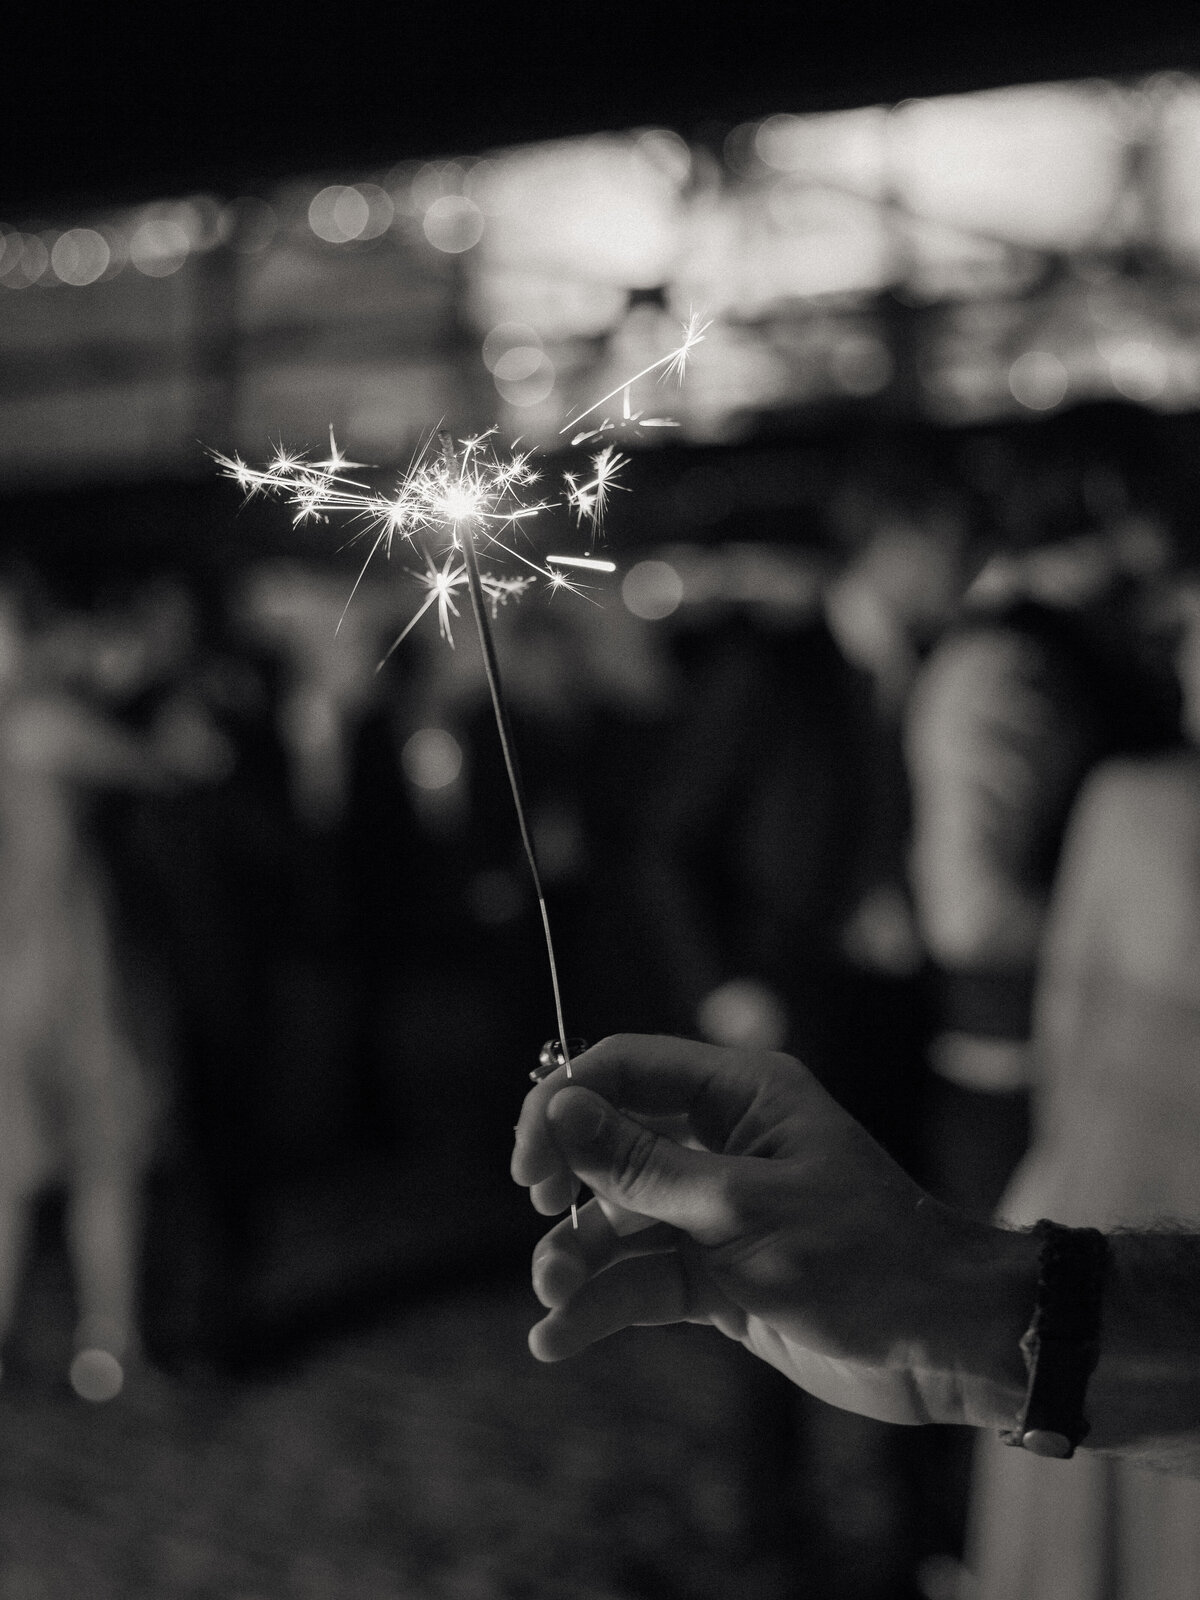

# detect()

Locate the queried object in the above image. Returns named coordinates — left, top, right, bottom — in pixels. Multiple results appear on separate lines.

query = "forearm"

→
left=1084, top=1230, right=1200, bottom=1474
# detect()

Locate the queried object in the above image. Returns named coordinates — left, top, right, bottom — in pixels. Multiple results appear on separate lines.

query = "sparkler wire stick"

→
left=439, top=434, right=580, bottom=1227
left=438, top=436, right=576, bottom=1082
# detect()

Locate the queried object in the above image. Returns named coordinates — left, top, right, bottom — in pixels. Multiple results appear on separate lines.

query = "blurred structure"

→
left=7, top=77, right=1200, bottom=487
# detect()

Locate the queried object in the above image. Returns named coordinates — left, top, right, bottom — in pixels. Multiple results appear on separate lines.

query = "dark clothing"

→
left=640, top=609, right=926, bottom=1158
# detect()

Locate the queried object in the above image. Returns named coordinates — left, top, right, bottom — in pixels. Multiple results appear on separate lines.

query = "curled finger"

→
left=529, top=1250, right=693, bottom=1362
left=532, top=1198, right=677, bottom=1309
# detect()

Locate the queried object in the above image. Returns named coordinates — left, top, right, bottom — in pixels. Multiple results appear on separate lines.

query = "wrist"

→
left=1083, top=1230, right=1200, bottom=1466
left=909, top=1207, right=1039, bottom=1429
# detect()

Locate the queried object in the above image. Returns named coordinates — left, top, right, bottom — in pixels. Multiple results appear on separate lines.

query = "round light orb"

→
left=51, top=228, right=110, bottom=286
left=69, top=1348, right=124, bottom=1403
left=482, top=321, right=542, bottom=373
left=401, top=726, right=463, bottom=791
left=621, top=560, right=684, bottom=621
left=495, top=351, right=555, bottom=407
left=1008, top=350, right=1069, bottom=411
left=129, top=218, right=190, bottom=277
left=422, top=195, right=485, bottom=254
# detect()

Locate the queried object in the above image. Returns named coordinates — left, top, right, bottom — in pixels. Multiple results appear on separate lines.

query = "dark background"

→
left=7, top=3, right=1200, bottom=214
left=3, top=14, right=1200, bottom=1598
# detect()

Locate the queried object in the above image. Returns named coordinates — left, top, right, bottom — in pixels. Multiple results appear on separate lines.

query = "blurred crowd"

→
left=3, top=399, right=1200, bottom=1597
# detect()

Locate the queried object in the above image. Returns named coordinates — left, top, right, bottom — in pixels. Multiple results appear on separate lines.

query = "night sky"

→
left=5, top=3, right=1200, bottom=216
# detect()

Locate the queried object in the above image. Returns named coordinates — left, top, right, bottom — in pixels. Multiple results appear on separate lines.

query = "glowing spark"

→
left=559, top=312, right=710, bottom=437
left=661, top=311, right=710, bottom=383
left=563, top=445, right=627, bottom=540
left=315, top=426, right=369, bottom=476
left=546, top=555, right=617, bottom=572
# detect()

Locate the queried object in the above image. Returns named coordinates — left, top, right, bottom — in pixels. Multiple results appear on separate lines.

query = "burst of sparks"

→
left=214, top=312, right=707, bottom=652
left=563, top=444, right=628, bottom=538
left=559, top=311, right=711, bottom=440
left=213, top=428, right=573, bottom=649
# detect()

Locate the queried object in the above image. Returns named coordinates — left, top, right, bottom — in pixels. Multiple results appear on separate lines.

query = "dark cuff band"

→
left=1000, top=1219, right=1109, bottom=1459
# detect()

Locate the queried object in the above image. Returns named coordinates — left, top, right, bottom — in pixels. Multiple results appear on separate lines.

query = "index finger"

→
left=510, top=1032, right=771, bottom=1192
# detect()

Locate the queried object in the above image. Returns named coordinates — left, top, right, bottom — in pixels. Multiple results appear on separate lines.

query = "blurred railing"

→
left=5, top=73, right=1200, bottom=486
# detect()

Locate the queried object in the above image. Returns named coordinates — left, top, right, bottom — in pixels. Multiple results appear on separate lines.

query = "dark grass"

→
left=0, top=1205, right=804, bottom=1600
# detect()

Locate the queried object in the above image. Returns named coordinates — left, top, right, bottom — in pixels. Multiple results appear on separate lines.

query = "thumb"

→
left=546, top=1086, right=733, bottom=1242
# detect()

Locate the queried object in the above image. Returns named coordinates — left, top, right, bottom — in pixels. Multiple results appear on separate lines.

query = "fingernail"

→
left=547, top=1087, right=606, bottom=1145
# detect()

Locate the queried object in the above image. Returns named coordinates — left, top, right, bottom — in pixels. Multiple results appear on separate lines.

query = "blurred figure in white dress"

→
left=0, top=574, right=229, bottom=1400
left=965, top=572, right=1200, bottom=1600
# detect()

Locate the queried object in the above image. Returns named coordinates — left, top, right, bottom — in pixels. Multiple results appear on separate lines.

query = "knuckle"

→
left=618, top=1123, right=660, bottom=1202
left=709, top=1162, right=750, bottom=1234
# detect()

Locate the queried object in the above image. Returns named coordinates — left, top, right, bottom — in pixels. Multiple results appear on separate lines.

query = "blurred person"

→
left=512, top=1034, right=1200, bottom=1480
left=639, top=452, right=973, bottom=1180
left=905, top=474, right=1182, bottom=1220
left=634, top=462, right=971, bottom=1596
left=961, top=573, right=1200, bottom=1599
left=0, top=574, right=229, bottom=1399
left=900, top=421, right=1185, bottom=1581
left=234, top=562, right=405, bottom=831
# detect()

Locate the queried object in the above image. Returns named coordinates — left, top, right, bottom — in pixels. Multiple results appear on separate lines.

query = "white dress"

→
left=970, top=753, right=1200, bottom=1600
left=0, top=691, right=155, bottom=1197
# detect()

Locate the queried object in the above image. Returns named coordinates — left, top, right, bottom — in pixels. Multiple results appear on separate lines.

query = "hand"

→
left=512, top=1034, right=1033, bottom=1429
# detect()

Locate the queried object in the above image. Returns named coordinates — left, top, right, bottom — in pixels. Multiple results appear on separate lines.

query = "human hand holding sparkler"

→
left=513, top=1034, right=1038, bottom=1432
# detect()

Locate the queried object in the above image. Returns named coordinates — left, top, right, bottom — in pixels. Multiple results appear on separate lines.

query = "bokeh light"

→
left=480, top=318, right=558, bottom=404
left=401, top=727, right=464, bottom=791
left=129, top=217, right=191, bottom=277
left=422, top=195, right=485, bottom=254
left=622, top=560, right=684, bottom=620
left=477, top=136, right=681, bottom=287
left=493, top=350, right=555, bottom=407
left=0, top=232, right=50, bottom=287
left=491, top=346, right=546, bottom=383
left=342, top=184, right=393, bottom=241
left=635, top=128, right=693, bottom=187
left=892, top=84, right=1126, bottom=252
left=481, top=321, right=542, bottom=372
left=226, top=196, right=278, bottom=253
left=68, top=1348, right=124, bottom=1403
left=411, top=162, right=466, bottom=212
left=50, top=228, right=111, bottom=287
left=1008, top=349, right=1069, bottom=410
left=309, top=185, right=371, bottom=244
left=1106, top=339, right=1171, bottom=402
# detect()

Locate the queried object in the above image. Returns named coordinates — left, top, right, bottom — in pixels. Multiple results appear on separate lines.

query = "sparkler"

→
left=214, top=314, right=707, bottom=1219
